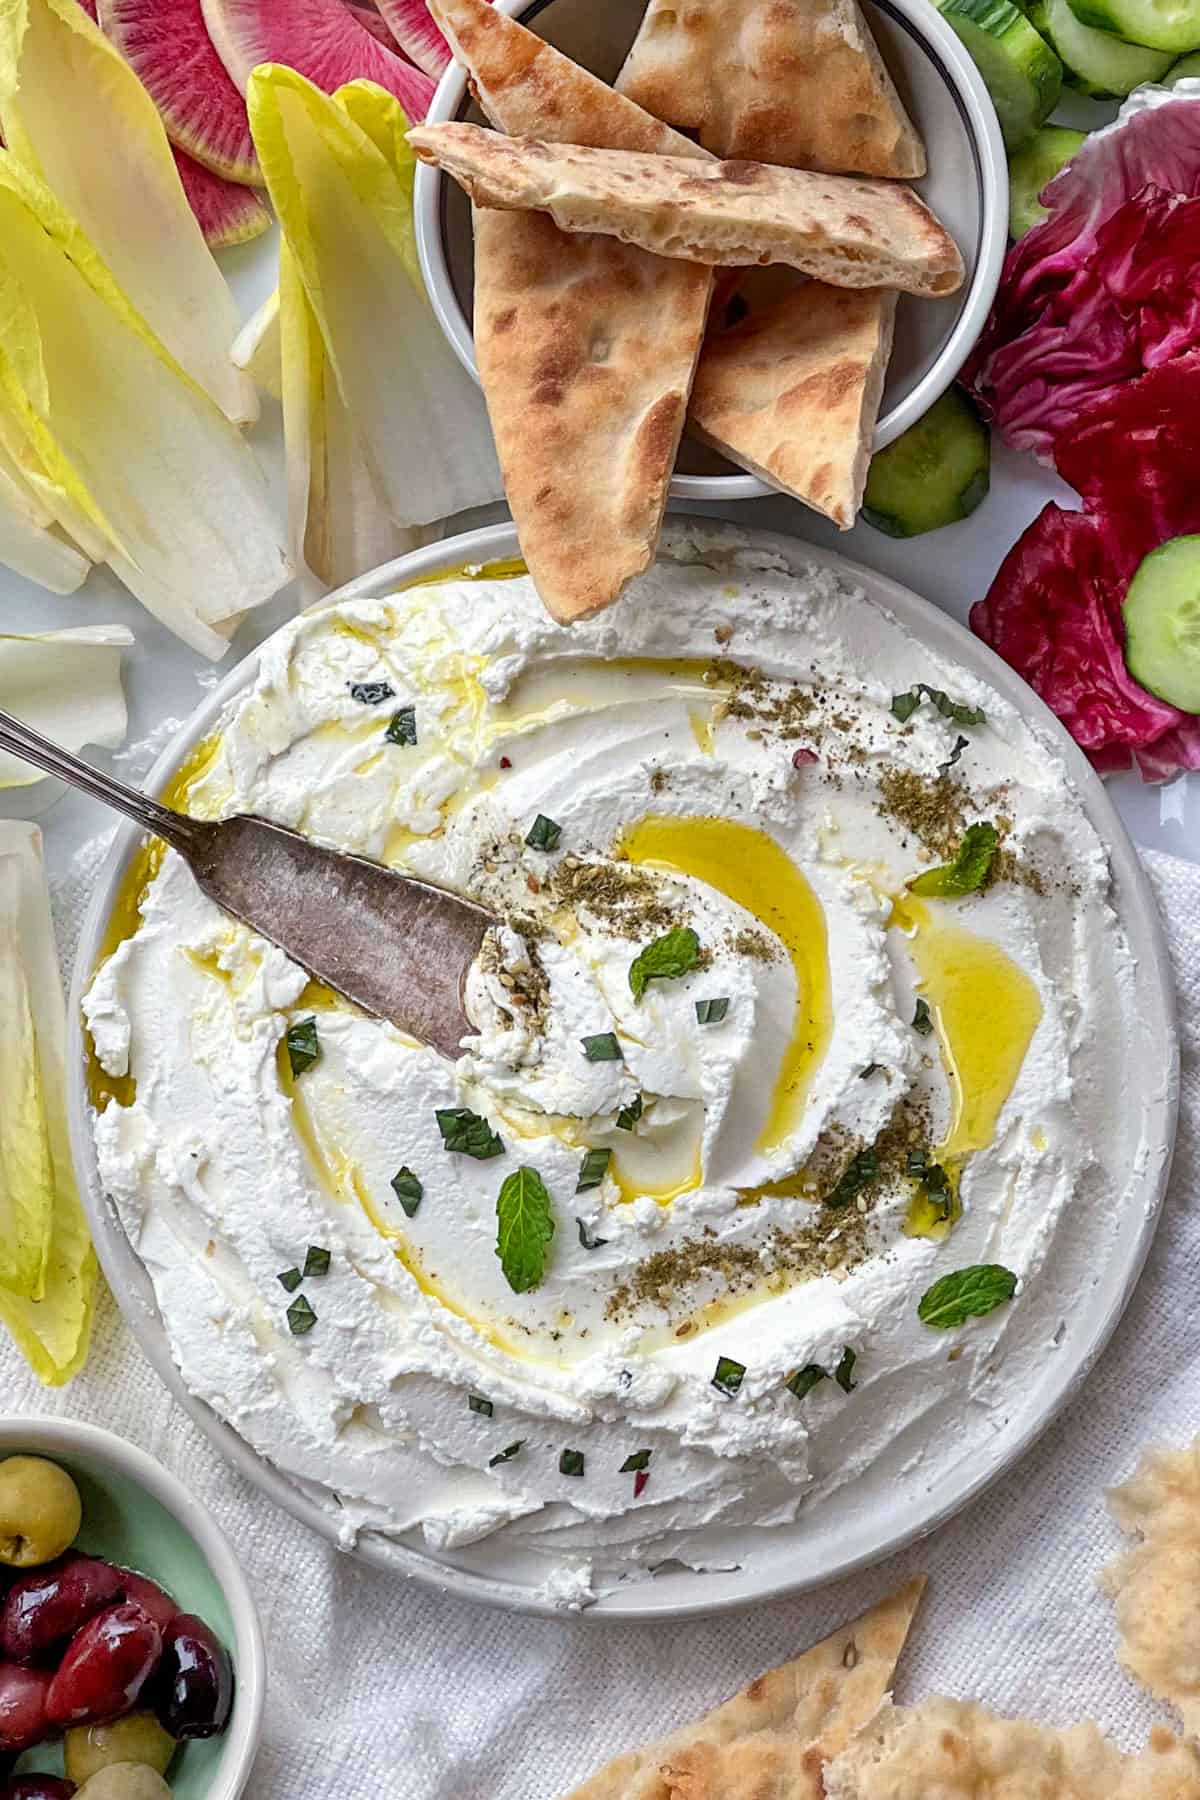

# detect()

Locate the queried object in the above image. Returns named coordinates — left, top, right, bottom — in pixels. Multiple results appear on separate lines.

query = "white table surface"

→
left=5, top=223, right=1198, bottom=900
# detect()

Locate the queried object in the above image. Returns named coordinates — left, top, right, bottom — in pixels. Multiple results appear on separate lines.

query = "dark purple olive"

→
left=0, top=1662, right=52, bottom=1752
left=45, top=1604, right=162, bottom=1729
left=112, top=1573, right=177, bottom=1636
left=1, top=1556, right=124, bottom=1665
left=2, top=1778, right=77, bottom=1799
left=149, top=1613, right=233, bottom=1741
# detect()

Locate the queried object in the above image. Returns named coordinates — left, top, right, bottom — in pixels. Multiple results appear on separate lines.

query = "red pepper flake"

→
left=499, top=756, right=512, bottom=770
left=792, top=748, right=818, bottom=768
left=633, top=1469, right=650, bottom=1500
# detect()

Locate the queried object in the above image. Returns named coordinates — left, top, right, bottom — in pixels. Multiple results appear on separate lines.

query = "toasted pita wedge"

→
left=615, top=0, right=925, bottom=180
left=558, top=1578, right=927, bottom=1800
left=1103, top=1438, right=1200, bottom=1738
left=825, top=1700, right=1200, bottom=1800
left=690, top=276, right=896, bottom=528
left=425, top=0, right=714, bottom=621
left=408, top=127, right=964, bottom=298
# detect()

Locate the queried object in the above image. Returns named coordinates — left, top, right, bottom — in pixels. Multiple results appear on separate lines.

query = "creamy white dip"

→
left=85, top=524, right=1138, bottom=1606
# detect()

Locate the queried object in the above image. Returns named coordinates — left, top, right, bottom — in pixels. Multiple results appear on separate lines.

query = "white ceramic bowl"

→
left=0, top=1417, right=264, bottom=1798
left=67, top=521, right=1176, bottom=1621
left=412, top=0, right=1008, bottom=502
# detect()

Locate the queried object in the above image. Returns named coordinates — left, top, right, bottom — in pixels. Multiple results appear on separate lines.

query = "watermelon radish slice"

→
left=373, top=0, right=451, bottom=77
left=98, top=0, right=260, bottom=185
left=201, top=0, right=436, bottom=117
left=173, top=144, right=271, bottom=246
left=344, top=2, right=402, bottom=50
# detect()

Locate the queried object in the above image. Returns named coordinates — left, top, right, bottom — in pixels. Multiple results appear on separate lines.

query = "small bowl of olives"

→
left=0, top=1420, right=264, bottom=1800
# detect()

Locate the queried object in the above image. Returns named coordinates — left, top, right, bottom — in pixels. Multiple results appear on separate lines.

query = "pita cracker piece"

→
left=1103, top=1438, right=1200, bottom=1737
left=825, top=1699, right=1200, bottom=1800
left=406, top=127, right=965, bottom=299
left=428, top=0, right=710, bottom=156
left=615, top=0, right=925, bottom=180
left=472, top=207, right=708, bottom=622
left=557, top=1578, right=927, bottom=1800
left=690, top=276, right=896, bottom=528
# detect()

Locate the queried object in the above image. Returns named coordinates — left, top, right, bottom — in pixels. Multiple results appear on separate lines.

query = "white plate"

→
left=66, top=520, right=1178, bottom=1620
left=412, top=0, right=1009, bottom=501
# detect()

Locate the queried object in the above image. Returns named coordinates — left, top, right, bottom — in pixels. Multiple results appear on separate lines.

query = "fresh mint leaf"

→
left=436, top=1107, right=504, bottom=1160
left=286, top=1017, right=320, bottom=1078
left=581, top=1032, right=623, bottom=1063
left=576, top=1148, right=611, bottom=1193
left=559, top=1448, right=585, bottom=1477
left=695, top=997, right=730, bottom=1025
left=621, top=1450, right=651, bottom=1473
left=385, top=705, right=417, bottom=746
left=468, top=1394, right=493, bottom=1417
left=489, top=1441, right=524, bottom=1466
left=941, top=733, right=970, bottom=772
left=826, top=1148, right=878, bottom=1209
left=918, top=1263, right=1018, bottom=1329
left=616, top=1093, right=644, bottom=1132
left=576, top=1216, right=609, bottom=1250
left=912, top=998, right=934, bottom=1036
left=349, top=680, right=395, bottom=705
left=525, top=813, right=562, bottom=852
left=496, top=1166, right=555, bottom=1293
left=785, top=1364, right=827, bottom=1401
left=835, top=1346, right=858, bottom=1392
left=277, top=1268, right=302, bottom=1294
left=303, top=1246, right=331, bottom=1278
left=629, top=926, right=702, bottom=1001
left=391, top=1166, right=423, bottom=1217
left=287, top=1295, right=317, bottom=1336
left=893, top=684, right=986, bottom=729
left=712, top=1355, right=746, bottom=1397
left=909, top=822, right=999, bottom=898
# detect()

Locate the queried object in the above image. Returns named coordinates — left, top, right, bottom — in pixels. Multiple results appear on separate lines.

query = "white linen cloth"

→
left=2, top=845, right=1198, bottom=1799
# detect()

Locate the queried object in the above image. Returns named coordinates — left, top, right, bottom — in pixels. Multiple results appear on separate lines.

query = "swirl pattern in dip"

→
left=84, top=525, right=1139, bottom=1607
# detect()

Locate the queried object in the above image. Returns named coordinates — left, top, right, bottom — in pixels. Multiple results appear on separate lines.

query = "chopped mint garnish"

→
left=303, top=1246, right=331, bottom=1278
left=581, top=1032, right=623, bottom=1063
left=496, top=1166, right=555, bottom=1294
left=489, top=1441, right=524, bottom=1467
left=616, top=1093, right=644, bottom=1133
left=277, top=1268, right=302, bottom=1294
left=286, top=1295, right=317, bottom=1336
left=576, top=1216, right=609, bottom=1250
left=860, top=1062, right=882, bottom=1080
left=941, top=733, right=970, bottom=772
left=391, top=1166, right=423, bottom=1217
left=629, top=926, right=702, bottom=1001
left=695, top=997, right=730, bottom=1024
left=576, top=1148, right=612, bottom=1193
left=436, top=1106, right=503, bottom=1160
left=918, top=1263, right=1018, bottom=1329
left=924, top=1163, right=954, bottom=1220
left=835, top=1346, right=858, bottom=1393
left=712, top=1355, right=746, bottom=1398
left=907, top=1148, right=929, bottom=1177
left=385, top=705, right=417, bottom=746
left=786, top=1364, right=827, bottom=1401
left=826, top=1148, right=878, bottom=1209
left=912, top=998, right=934, bottom=1036
left=525, top=813, right=562, bottom=852
left=910, top=821, right=999, bottom=899
left=468, top=1394, right=494, bottom=1417
left=892, top=683, right=985, bottom=728
left=349, top=680, right=395, bottom=705
left=559, top=1449, right=585, bottom=1477
left=621, top=1449, right=652, bottom=1473
left=286, top=1017, right=320, bottom=1078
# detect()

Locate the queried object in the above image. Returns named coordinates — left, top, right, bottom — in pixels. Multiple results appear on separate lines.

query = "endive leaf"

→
left=0, top=160, right=292, bottom=656
left=0, top=0, right=255, bottom=424
left=0, top=462, right=89, bottom=593
left=231, top=286, right=282, bottom=400
left=0, top=626, right=132, bottom=786
left=0, top=822, right=98, bottom=1382
left=249, top=65, right=502, bottom=533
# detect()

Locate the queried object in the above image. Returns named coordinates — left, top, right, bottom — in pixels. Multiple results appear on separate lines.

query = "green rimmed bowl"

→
left=0, top=1419, right=264, bottom=1800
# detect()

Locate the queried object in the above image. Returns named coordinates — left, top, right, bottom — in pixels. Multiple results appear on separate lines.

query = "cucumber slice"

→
left=1068, top=0, right=1200, bottom=53
left=937, top=0, right=1062, bottom=148
left=1030, top=0, right=1173, bottom=87
left=1166, top=47, right=1200, bottom=73
left=1123, top=536, right=1200, bottom=711
left=862, top=390, right=990, bottom=539
left=1008, top=125, right=1087, bottom=236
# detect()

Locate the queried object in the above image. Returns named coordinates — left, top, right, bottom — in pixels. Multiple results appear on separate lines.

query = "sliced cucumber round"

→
left=1124, top=536, right=1200, bottom=711
left=1029, top=0, right=1172, bottom=90
left=1068, top=0, right=1200, bottom=53
left=1166, top=47, right=1200, bottom=74
left=1008, top=125, right=1087, bottom=236
left=863, top=390, right=990, bottom=539
left=937, top=0, right=1062, bottom=147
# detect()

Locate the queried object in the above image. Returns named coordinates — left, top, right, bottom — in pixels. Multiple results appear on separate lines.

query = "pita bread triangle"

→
left=557, top=1578, right=927, bottom=1800
left=615, top=0, right=926, bottom=179
left=689, top=274, right=897, bottom=529
left=427, top=0, right=714, bottom=622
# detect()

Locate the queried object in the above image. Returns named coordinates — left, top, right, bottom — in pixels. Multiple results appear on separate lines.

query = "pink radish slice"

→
left=201, top=0, right=435, bottom=118
left=373, top=0, right=452, bottom=78
left=344, top=1, right=402, bottom=52
left=98, top=0, right=260, bottom=184
left=173, top=144, right=271, bottom=246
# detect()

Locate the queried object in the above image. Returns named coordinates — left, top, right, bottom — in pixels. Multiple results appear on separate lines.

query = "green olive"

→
left=74, top=1767, right=173, bottom=1800
left=0, top=1455, right=82, bottom=1567
left=66, top=1713, right=177, bottom=1783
